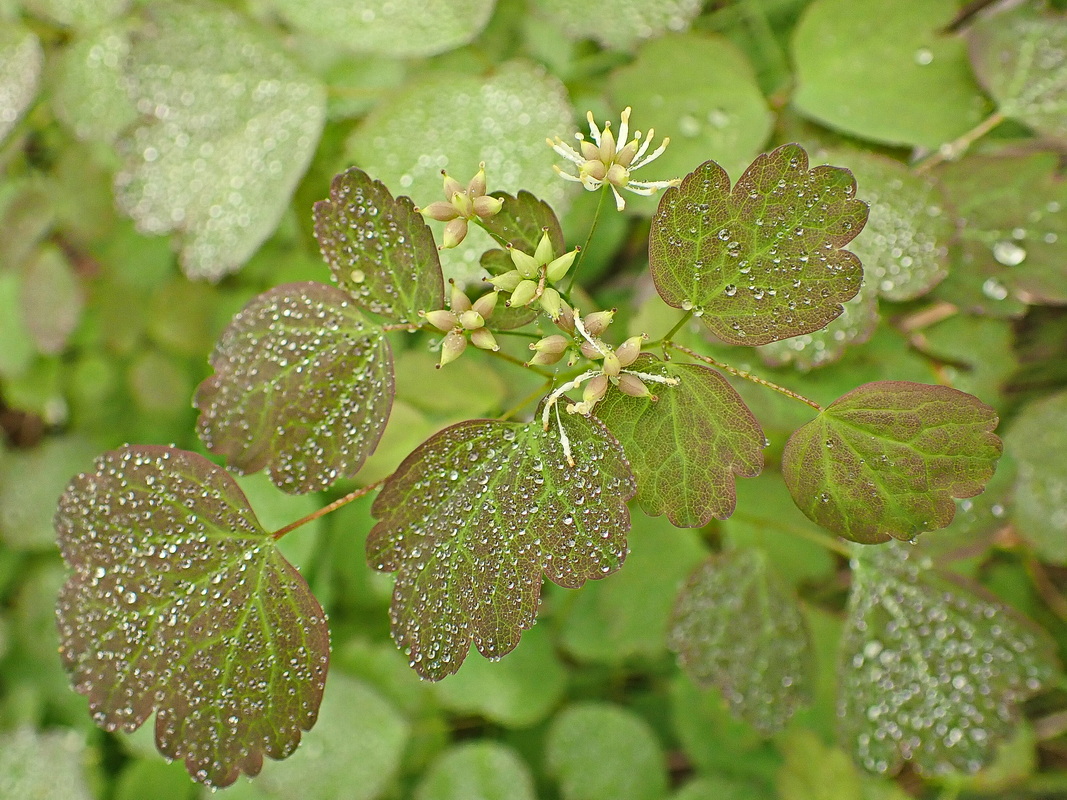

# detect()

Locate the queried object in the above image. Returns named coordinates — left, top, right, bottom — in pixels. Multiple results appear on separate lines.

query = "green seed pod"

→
left=450, top=283, right=472, bottom=313
left=441, top=217, right=468, bottom=249
left=508, top=279, right=539, bottom=308
left=615, top=335, right=646, bottom=368
left=602, top=350, right=622, bottom=378
left=540, top=287, right=563, bottom=319
left=469, top=327, right=499, bottom=351
left=583, top=309, right=615, bottom=336
left=530, top=334, right=569, bottom=355
left=510, top=246, right=540, bottom=279
left=546, top=248, right=578, bottom=283
left=617, top=373, right=653, bottom=398
left=473, top=195, right=503, bottom=218
left=458, top=310, right=485, bottom=330
left=487, top=270, right=523, bottom=293
left=534, top=229, right=554, bottom=265
left=472, top=291, right=499, bottom=319
left=583, top=374, right=609, bottom=405
left=423, top=309, right=458, bottom=332
left=439, top=330, right=467, bottom=367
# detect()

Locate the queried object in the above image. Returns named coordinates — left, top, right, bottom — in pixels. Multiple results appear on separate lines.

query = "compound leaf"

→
left=314, top=167, right=444, bottom=324
left=970, top=6, right=1067, bottom=144
left=840, top=541, right=1057, bottom=776
left=367, top=407, right=635, bottom=680
left=55, top=446, right=329, bottom=788
left=479, top=190, right=565, bottom=255
left=669, top=549, right=814, bottom=734
left=783, top=381, right=1001, bottom=543
left=195, top=282, right=393, bottom=494
left=595, top=355, right=764, bottom=527
left=650, top=144, right=867, bottom=346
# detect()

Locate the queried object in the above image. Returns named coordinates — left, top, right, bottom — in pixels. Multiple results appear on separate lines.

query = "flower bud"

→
left=528, top=349, right=565, bottom=366
left=442, top=171, right=464, bottom=199
left=580, top=160, right=607, bottom=183
left=468, top=162, right=487, bottom=197
left=440, top=217, right=468, bottom=249
left=531, top=334, right=569, bottom=355
left=546, top=248, right=578, bottom=283
left=580, top=140, right=599, bottom=161
left=605, top=162, right=629, bottom=189
left=449, top=283, right=472, bottom=313
left=508, top=279, right=539, bottom=308
left=422, top=309, right=458, bottom=332
left=439, top=330, right=467, bottom=367
left=473, top=195, right=503, bottom=218
left=583, top=374, right=609, bottom=406
left=534, top=229, right=554, bottom=265
left=615, top=335, right=646, bottom=368
left=487, top=270, right=523, bottom=292
left=451, top=191, right=474, bottom=219
left=580, top=340, right=603, bottom=360
left=556, top=300, right=575, bottom=333
left=602, top=350, right=622, bottom=378
left=583, top=309, right=615, bottom=336
left=470, top=327, right=499, bottom=351
left=472, top=291, right=498, bottom=319
left=539, top=287, right=563, bottom=319
left=509, top=246, right=540, bottom=279
left=599, top=125, right=617, bottom=162
left=617, top=373, right=653, bottom=399
left=421, top=201, right=459, bottom=221
left=458, top=310, right=484, bottom=330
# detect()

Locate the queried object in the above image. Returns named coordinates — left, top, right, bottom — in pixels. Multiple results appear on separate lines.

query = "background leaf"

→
left=530, top=0, right=702, bottom=50
left=367, top=410, right=635, bottom=679
left=0, top=26, right=42, bottom=145
left=195, top=282, right=393, bottom=494
left=313, top=167, right=444, bottom=324
left=649, top=144, right=867, bottom=345
left=668, top=549, right=814, bottom=734
left=839, top=541, right=1058, bottom=776
left=115, top=4, right=325, bottom=280
left=0, top=727, right=93, bottom=800
left=783, top=381, right=1002, bottom=543
left=478, top=189, right=565, bottom=255
left=415, top=742, right=538, bottom=800
left=55, top=446, right=329, bottom=787
left=595, top=354, right=764, bottom=526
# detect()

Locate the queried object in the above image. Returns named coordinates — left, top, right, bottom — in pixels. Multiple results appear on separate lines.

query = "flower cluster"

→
left=419, top=163, right=504, bottom=249
left=548, top=107, right=680, bottom=211
left=487, top=229, right=579, bottom=320
left=421, top=284, right=500, bottom=367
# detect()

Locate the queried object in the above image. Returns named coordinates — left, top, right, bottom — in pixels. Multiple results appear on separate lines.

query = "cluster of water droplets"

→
left=839, top=542, right=1055, bottom=776
left=366, top=412, right=634, bottom=680
left=113, top=4, right=325, bottom=280
left=55, top=446, right=329, bottom=787
left=195, top=283, right=393, bottom=495
left=668, top=549, right=812, bottom=734
left=0, top=28, right=42, bottom=144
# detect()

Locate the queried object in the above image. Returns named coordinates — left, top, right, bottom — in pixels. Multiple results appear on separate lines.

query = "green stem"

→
left=648, top=310, right=694, bottom=349
left=491, top=328, right=541, bottom=340
left=668, top=343, right=824, bottom=412
left=565, top=183, right=610, bottom=293
left=913, top=111, right=1006, bottom=174
left=486, top=346, right=553, bottom=377
left=731, top=512, right=853, bottom=559
left=272, top=479, right=386, bottom=540
left=499, top=378, right=553, bottom=422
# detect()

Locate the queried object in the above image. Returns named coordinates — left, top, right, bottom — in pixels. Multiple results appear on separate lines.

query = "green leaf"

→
left=839, top=541, right=1058, bottom=776
left=969, top=6, right=1067, bottom=143
left=782, top=381, right=1002, bottom=543
left=595, top=354, right=764, bottom=526
left=608, top=33, right=773, bottom=181
left=269, top=0, right=494, bottom=57
left=0, top=26, right=42, bottom=145
left=195, top=282, right=393, bottom=494
left=115, top=4, right=326, bottom=280
left=791, top=0, right=988, bottom=148
left=21, top=245, right=84, bottom=355
left=22, top=0, right=127, bottom=28
left=1004, top=390, right=1067, bottom=564
left=776, top=729, right=912, bottom=800
left=0, top=727, right=93, bottom=800
left=55, top=446, right=329, bottom=787
left=649, top=144, right=867, bottom=345
left=313, top=167, right=445, bottom=324
left=415, top=742, right=538, bottom=800
left=366, top=407, right=635, bottom=680
left=479, top=190, right=565, bottom=255
left=52, top=24, right=137, bottom=143
left=530, top=0, right=703, bottom=50
left=545, top=703, right=668, bottom=800
left=668, top=549, right=814, bottom=734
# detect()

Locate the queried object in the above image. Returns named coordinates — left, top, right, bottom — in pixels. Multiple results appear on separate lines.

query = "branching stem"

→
left=668, top=343, right=824, bottom=412
left=272, top=479, right=386, bottom=540
left=913, top=111, right=1006, bottom=174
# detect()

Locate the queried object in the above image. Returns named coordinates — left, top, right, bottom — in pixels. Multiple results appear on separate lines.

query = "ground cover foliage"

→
left=3, top=0, right=1067, bottom=797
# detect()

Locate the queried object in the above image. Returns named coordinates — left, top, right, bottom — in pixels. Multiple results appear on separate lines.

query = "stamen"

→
left=631, top=138, right=670, bottom=170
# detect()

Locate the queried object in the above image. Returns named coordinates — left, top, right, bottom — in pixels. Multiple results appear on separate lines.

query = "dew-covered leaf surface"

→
left=195, top=282, right=393, bottom=494
left=970, top=6, right=1067, bottom=144
left=22, top=0, right=128, bottom=29
left=839, top=541, right=1057, bottom=776
left=0, top=727, right=92, bottom=800
left=649, top=144, right=867, bottom=345
left=367, top=408, right=635, bottom=680
left=55, top=446, right=330, bottom=787
left=595, top=355, right=764, bottom=526
left=268, top=0, right=494, bottom=57
left=0, top=27, right=42, bottom=145
left=52, top=25, right=137, bottom=144
left=783, top=381, right=1001, bottom=543
left=114, top=4, right=325, bottom=280
left=314, top=167, right=444, bottom=324
left=1005, top=390, right=1067, bottom=565
left=478, top=190, right=565, bottom=255
left=669, top=549, right=813, bottom=734
left=531, top=0, right=702, bottom=50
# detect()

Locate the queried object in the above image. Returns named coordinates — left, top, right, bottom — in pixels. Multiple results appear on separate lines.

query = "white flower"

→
left=547, top=107, right=680, bottom=211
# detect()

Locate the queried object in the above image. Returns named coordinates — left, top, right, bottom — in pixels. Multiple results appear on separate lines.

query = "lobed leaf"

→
left=969, top=6, right=1067, bottom=144
left=55, top=446, right=329, bottom=787
left=839, top=541, right=1057, bottom=776
left=649, top=144, right=867, bottom=346
left=595, top=355, right=764, bottom=526
left=314, top=167, right=444, bottom=324
left=782, top=381, right=1001, bottom=543
left=195, top=282, right=393, bottom=494
left=367, top=407, right=635, bottom=680
left=669, top=549, right=814, bottom=735
left=478, top=190, right=565, bottom=255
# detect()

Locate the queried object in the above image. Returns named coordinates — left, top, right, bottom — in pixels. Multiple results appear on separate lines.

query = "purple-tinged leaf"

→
left=55, top=446, right=329, bottom=788
left=367, top=408, right=635, bottom=680
left=669, top=550, right=814, bottom=734
left=479, top=190, right=565, bottom=255
left=595, top=355, right=764, bottom=527
left=314, top=167, right=444, bottom=323
left=840, top=541, right=1057, bottom=776
left=782, top=382, right=1001, bottom=543
left=195, top=282, right=393, bottom=494
left=650, top=143, right=867, bottom=345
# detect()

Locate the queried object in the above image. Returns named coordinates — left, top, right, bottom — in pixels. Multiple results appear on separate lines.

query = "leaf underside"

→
left=55, top=446, right=329, bottom=788
left=595, top=355, right=764, bottom=527
left=783, top=381, right=1002, bottom=543
left=367, top=408, right=635, bottom=680
left=668, top=550, right=814, bottom=734
left=195, top=282, right=394, bottom=494
left=649, top=143, right=868, bottom=346
left=840, top=541, right=1057, bottom=776
left=314, top=166, right=444, bottom=323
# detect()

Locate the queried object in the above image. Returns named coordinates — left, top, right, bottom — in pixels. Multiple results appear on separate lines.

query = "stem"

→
left=485, top=346, right=553, bottom=377
left=492, top=329, right=541, bottom=340
left=1025, top=556, right=1067, bottom=623
left=272, top=479, right=386, bottom=540
left=648, top=310, right=694, bottom=350
left=565, top=184, right=609, bottom=293
left=381, top=322, right=423, bottom=333
left=498, top=378, right=553, bottom=421
left=913, top=111, right=1006, bottom=174
left=669, top=343, right=824, bottom=412
left=731, top=512, right=853, bottom=558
